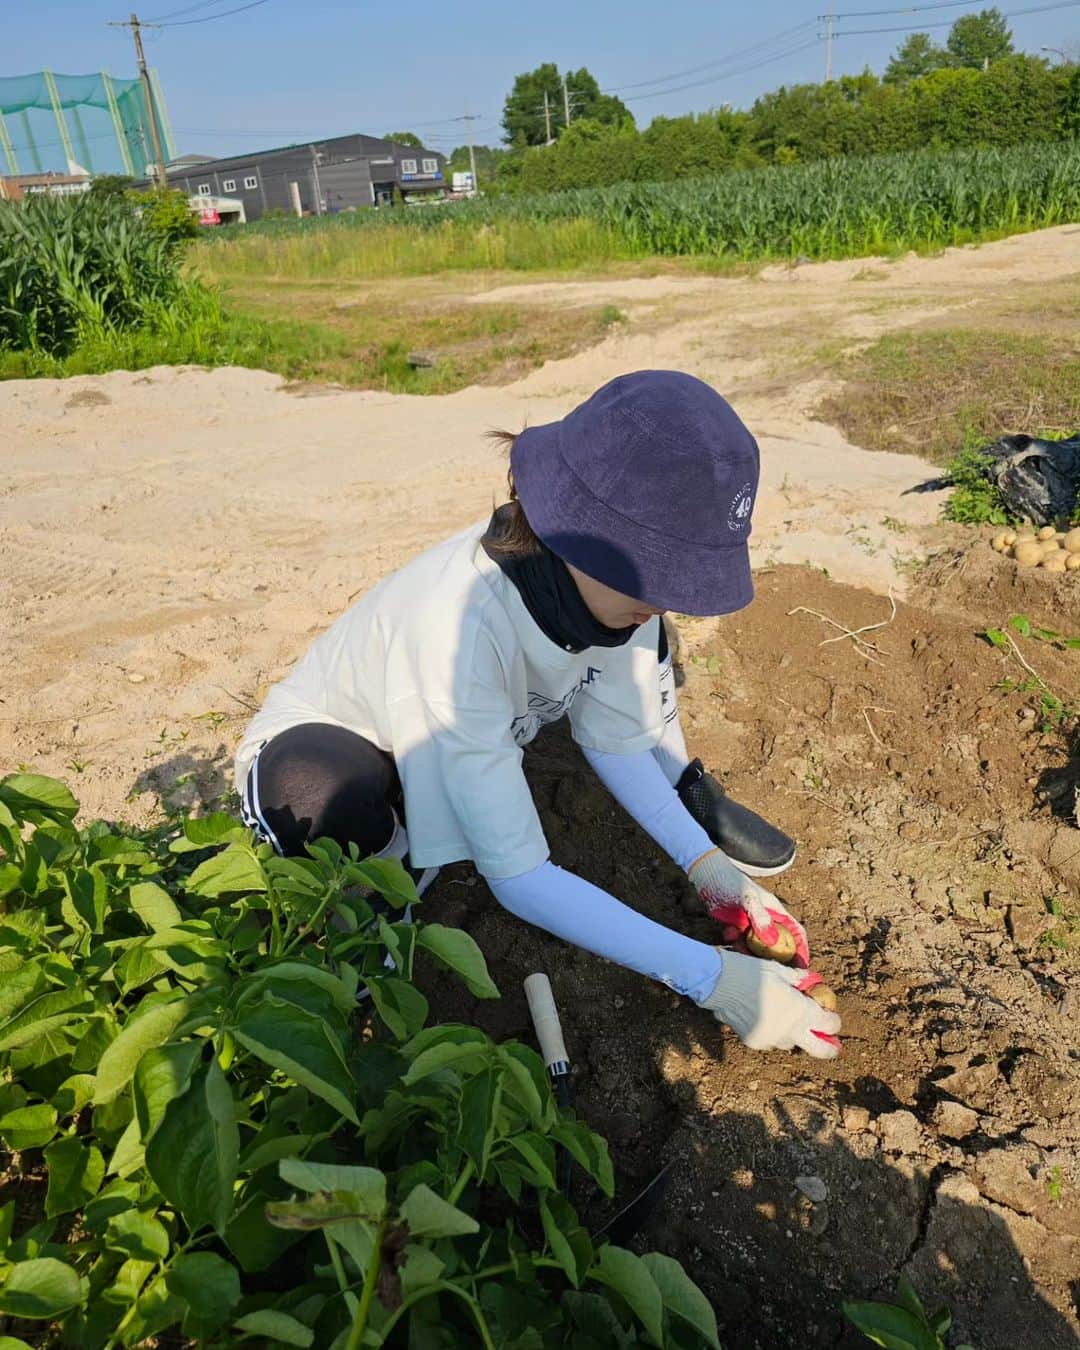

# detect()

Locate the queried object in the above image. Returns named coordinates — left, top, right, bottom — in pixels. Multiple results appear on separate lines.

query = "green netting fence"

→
left=0, top=70, right=175, bottom=178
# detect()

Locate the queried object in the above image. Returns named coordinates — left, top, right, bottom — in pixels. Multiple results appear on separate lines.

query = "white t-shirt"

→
left=235, top=522, right=665, bottom=878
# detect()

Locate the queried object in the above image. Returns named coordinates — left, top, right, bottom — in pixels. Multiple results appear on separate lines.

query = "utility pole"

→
left=463, top=104, right=478, bottom=192
left=562, top=75, right=572, bottom=129
left=110, top=13, right=168, bottom=186
left=825, top=3, right=835, bottom=82
left=543, top=90, right=553, bottom=145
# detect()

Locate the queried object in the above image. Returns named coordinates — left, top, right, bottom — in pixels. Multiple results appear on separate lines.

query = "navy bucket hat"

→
left=510, top=370, right=760, bottom=616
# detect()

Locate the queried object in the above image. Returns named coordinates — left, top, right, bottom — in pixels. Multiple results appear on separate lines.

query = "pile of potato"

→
left=991, top=525, right=1080, bottom=572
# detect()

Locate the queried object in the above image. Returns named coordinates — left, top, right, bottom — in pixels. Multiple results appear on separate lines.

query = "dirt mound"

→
left=418, top=561, right=1080, bottom=1350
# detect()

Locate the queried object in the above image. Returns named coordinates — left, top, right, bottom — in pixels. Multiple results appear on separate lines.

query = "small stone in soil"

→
left=794, top=1175, right=828, bottom=1204
left=842, top=1105, right=871, bottom=1132
left=878, top=1109, right=923, bottom=1155
left=932, top=1100, right=979, bottom=1140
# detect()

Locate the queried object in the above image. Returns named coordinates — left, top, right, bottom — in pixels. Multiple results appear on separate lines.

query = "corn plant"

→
left=0, top=774, right=719, bottom=1348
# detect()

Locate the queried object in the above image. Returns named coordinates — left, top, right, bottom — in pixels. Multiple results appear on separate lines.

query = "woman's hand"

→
left=688, top=847, right=810, bottom=967
left=697, top=949, right=841, bottom=1058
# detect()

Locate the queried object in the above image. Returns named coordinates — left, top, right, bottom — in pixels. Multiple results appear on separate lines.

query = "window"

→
left=243, top=175, right=258, bottom=190
left=421, top=158, right=437, bottom=174
left=196, top=183, right=211, bottom=195
left=222, top=178, right=236, bottom=192
left=400, top=158, right=417, bottom=175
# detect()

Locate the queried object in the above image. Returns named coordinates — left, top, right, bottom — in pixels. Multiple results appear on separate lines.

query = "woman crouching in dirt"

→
left=234, top=371, right=841, bottom=1058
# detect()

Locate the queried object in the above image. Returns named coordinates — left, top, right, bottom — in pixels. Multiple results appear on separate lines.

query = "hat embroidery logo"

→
left=727, top=483, right=754, bottom=533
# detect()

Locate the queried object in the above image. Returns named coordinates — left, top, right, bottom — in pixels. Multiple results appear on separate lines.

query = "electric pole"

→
left=463, top=105, right=478, bottom=192
left=562, top=75, right=572, bottom=129
left=543, top=90, right=553, bottom=144
left=110, top=13, right=168, bottom=186
left=825, top=4, right=835, bottom=82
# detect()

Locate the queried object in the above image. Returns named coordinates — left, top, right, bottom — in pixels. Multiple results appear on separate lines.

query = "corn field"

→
left=208, top=140, right=1080, bottom=274
left=0, top=194, right=193, bottom=357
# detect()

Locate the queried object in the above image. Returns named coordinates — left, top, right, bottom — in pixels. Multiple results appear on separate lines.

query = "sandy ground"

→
left=3, top=226, right=1080, bottom=1346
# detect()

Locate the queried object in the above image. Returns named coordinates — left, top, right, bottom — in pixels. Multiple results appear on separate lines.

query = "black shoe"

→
left=676, top=759, right=796, bottom=877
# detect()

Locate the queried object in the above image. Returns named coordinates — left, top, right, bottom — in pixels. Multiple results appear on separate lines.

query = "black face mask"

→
left=482, top=506, right=638, bottom=653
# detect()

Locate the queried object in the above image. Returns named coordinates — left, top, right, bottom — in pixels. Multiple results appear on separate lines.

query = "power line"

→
left=620, top=37, right=825, bottom=101
left=603, top=20, right=818, bottom=93
left=826, top=0, right=994, bottom=16
left=146, top=0, right=232, bottom=20
left=834, top=0, right=1080, bottom=32
left=157, top=0, right=269, bottom=26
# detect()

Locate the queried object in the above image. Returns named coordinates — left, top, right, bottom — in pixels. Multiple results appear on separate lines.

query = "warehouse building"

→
left=148, top=132, right=446, bottom=222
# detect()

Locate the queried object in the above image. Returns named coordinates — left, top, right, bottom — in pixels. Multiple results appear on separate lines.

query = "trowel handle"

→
left=524, top=973, right=572, bottom=1104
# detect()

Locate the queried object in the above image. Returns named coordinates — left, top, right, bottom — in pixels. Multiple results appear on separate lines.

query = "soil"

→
left=416, top=555, right=1080, bottom=1350
left=4, top=226, right=1080, bottom=1347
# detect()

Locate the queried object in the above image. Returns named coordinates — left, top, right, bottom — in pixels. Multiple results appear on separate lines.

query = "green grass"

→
left=818, top=327, right=1080, bottom=468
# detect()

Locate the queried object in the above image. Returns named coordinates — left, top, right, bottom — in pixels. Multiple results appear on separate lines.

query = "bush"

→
left=0, top=773, right=720, bottom=1348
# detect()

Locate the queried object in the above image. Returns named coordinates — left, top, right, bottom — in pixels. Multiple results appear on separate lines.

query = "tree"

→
left=384, top=131, right=422, bottom=147
left=945, top=8, right=1013, bottom=68
left=884, top=33, right=946, bottom=84
left=501, top=63, right=633, bottom=146
left=88, top=173, right=134, bottom=201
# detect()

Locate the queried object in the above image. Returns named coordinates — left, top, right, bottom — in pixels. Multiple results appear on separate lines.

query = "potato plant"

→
left=0, top=774, right=719, bottom=1349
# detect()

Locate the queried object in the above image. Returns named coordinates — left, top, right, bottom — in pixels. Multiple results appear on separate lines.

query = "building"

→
left=0, top=171, right=90, bottom=201
left=144, top=133, right=447, bottom=222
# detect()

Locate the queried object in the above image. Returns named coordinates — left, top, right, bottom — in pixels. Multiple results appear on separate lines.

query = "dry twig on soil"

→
left=786, top=589, right=897, bottom=665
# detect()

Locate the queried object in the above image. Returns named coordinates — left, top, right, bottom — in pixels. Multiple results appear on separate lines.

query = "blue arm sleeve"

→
left=487, top=860, right=722, bottom=1004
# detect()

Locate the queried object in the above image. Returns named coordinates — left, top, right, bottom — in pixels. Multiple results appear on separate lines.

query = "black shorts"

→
left=242, top=723, right=402, bottom=858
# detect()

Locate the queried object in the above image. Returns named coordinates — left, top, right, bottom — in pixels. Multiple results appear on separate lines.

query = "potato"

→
left=745, top=926, right=797, bottom=965
left=807, top=984, right=838, bottom=1012
left=1064, top=529, right=1080, bottom=554
left=1013, top=541, right=1044, bottom=567
left=991, top=532, right=1009, bottom=553
left=1066, top=554, right=1080, bottom=571
left=1042, top=556, right=1067, bottom=573
left=1040, top=541, right=1063, bottom=557
left=1037, top=525, right=1057, bottom=541
left=1002, top=530, right=1017, bottom=546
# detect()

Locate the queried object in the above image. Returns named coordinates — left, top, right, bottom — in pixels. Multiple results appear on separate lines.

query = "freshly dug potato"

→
left=1037, top=525, right=1057, bottom=541
left=1013, top=541, right=1044, bottom=567
left=1064, top=528, right=1080, bottom=554
left=1040, top=541, right=1063, bottom=558
left=1042, top=556, right=1067, bottom=573
left=746, top=926, right=797, bottom=964
left=807, top=984, right=838, bottom=1012
left=1066, top=554, right=1080, bottom=571
left=990, top=532, right=1009, bottom=553
left=1002, top=530, right=1017, bottom=546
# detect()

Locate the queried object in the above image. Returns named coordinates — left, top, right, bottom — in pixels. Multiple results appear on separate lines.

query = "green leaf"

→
left=93, top=996, right=191, bottom=1104
left=165, top=1251, right=241, bottom=1338
left=233, top=992, right=359, bottom=1124
left=348, top=855, right=418, bottom=908
left=44, top=1136, right=105, bottom=1217
left=367, top=977, right=428, bottom=1041
left=53, top=1073, right=96, bottom=1117
left=457, top=1065, right=502, bottom=1178
left=278, top=1158, right=387, bottom=1218
left=497, top=1044, right=548, bottom=1128
left=184, top=847, right=267, bottom=898
left=107, top=1115, right=145, bottom=1179
left=133, top=1040, right=203, bottom=1143
left=145, top=1060, right=238, bottom=1236
left=984, top=627, right=1008, bottom=649
left=505, top=1132, right=558, bottom=1190
left=540, top=1194, right=590, bottom=1288
left=0, top=774, right=78, bottom=824
left=403, top=1039, right=490, bottom=1086
left=415, top=924, right=499, bottom=999
left=893, top=1275, right=928, bottom=1322
left=641, top=1252, right=720, bottom=1348
left=1008, top=614, right=1033, bottom=638
left=594, top=1246, right=665, bottom=1346
left=106, top=1210, right=170, bottom=1262
left=170, top=812, right=248, bottom=852
left=234, top=1310, right=314, bottom=1346
left=0, top=1257, right=85, bottom=1319
left=399, top=1184, right=479, bottom=1238
left=0, top=1103, right=58, bottom=1151
left=842, top=1301, right=943, bottom=1350
left=0, top=1338, right=34, bottom=1349
left=552, top=1119, right=615, bottom=1197
left=399, top=1243, right=445, bottom=1298
left=128, top=881, right=182, bottom=933
left=244, top=960, right=355, bottom=1018
left=0, top=985, right=94, bottom=1052
left=266, top=1192, right=372, bottom=1230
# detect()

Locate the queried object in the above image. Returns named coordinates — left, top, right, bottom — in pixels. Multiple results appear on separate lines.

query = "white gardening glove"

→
left=688, top=848, right=810, bottom=967
left=697, top=948, right=841, bottom=1058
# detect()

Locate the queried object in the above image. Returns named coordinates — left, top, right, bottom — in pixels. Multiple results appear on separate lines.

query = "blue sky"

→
left=5, top=0, right=1077, bottom=169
